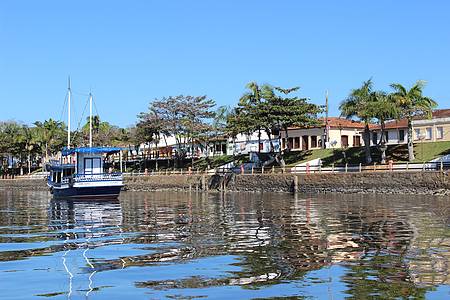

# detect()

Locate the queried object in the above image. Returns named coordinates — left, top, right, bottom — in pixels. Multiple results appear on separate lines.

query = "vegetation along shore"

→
left=1, top=78, right=448, bottom=195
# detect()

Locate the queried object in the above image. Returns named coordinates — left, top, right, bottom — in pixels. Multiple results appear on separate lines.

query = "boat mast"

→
left=67, top=77, right=71, bottom=149
left=89, top=93, right=93, bottom=147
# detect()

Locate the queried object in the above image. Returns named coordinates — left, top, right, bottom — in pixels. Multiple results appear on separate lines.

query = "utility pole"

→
left=325, top=90, right=329, bottom=148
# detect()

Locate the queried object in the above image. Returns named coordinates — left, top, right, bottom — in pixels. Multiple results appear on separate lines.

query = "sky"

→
left=1, top=0, right=450, bottom=128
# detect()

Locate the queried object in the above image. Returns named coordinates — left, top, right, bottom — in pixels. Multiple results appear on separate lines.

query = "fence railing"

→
left=5, top=161, right=450, bottom=179
left=121, top=161, right=450, bottom=176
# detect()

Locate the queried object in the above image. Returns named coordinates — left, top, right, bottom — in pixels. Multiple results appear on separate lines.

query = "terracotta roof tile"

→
left=288, top=117, right=369, bottom=130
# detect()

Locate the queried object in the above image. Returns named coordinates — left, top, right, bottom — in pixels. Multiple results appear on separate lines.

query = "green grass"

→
left=192, top=154, right=251, bottom=169
left=285, top=141, right=450, bottom=166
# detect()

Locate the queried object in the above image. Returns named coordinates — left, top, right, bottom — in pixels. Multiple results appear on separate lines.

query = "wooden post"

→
left=373, top=163, right=376, bottom=172
left=345, top=163, right=348, bottom=173
left=251, top=166, right=254, bottom=175
left=119, top=151, right=123, bottom=172
left=293, top=175, right=298, bottom=193
left=272, top=166, right=275, bottom=174
left=406, top=162, right=409, bottom=171
left=359, top=163, right=362, bottom=173
left=262, top=166, right=264, bottom=174
left=441, top=161, right=444, bottom=172
left=332, top=164, right=335, bottom=173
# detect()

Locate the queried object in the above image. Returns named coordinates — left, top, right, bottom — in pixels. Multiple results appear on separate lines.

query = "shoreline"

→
left=1, top=172, right=450, bottom=196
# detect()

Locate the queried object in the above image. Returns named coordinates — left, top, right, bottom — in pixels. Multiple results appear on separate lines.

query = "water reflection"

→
left=0, top=190, right=449, bottom=299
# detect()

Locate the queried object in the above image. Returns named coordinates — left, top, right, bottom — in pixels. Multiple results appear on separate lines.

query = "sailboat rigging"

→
left=46, top=80, right=124, bottom=199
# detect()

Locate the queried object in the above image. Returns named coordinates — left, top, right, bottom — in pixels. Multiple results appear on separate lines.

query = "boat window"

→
left=84, top=158, right=102, bottom=174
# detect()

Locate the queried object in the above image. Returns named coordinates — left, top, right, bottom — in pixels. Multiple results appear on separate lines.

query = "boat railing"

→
left=74, top=173, right=123, bottom=182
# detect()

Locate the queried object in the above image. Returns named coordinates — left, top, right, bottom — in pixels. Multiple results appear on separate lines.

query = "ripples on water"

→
left=0, top=190, right=449, bottom=299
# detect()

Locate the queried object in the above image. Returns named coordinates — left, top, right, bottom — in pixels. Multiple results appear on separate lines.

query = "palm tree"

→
left=239, top=82, right=263, bottom=153
left=390, top=81, right=437, bottom=161
left=340, top=79, right=375, bottom=164
left=369, top=92, right=399, bottom=164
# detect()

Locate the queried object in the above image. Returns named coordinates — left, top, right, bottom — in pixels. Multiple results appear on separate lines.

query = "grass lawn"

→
left=285, top=141, right=450, bottom=166
left=192, top=154, right=252, bottom=169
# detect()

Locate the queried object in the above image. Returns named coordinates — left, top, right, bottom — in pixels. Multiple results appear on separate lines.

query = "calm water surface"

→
left=0, top=190, right=450, bottom=299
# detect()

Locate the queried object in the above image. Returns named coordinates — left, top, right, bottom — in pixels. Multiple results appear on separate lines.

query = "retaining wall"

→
left=1, top=172, right=450, bottom=195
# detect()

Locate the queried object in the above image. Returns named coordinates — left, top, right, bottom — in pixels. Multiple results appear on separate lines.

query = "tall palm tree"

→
left=390, top=81, right=437, bottom=161
left=340, top=79, right=375, bottom=164
left=369, top=92, right=399, bottom=164
left=239, top=82, right=263, bottom=153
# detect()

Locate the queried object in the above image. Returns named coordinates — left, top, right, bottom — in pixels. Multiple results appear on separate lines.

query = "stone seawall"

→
left=297, top=172, right=450, bottom=195
left=124, top=172, right=450, bottom=195
left=1, top=172, right=450, bottom=195
left=0, top=178, right=49, bottom=191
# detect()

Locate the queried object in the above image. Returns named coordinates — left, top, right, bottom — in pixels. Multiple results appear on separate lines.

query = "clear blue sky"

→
left=1, top=0, right=449, bottom=128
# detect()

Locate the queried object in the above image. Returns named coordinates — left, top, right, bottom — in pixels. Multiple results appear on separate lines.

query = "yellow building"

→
left=372, top=109, right=450, bottom=145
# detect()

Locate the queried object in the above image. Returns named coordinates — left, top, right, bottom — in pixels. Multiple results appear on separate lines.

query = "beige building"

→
left=372, top=109, right=450, bottom=145
left=281, top=117, right=368, bottom=150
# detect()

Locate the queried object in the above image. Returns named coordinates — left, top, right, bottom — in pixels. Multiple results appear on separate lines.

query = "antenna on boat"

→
left=67, top=77, right=71, bottom=149
left=89, top=92, right=93, bottom=147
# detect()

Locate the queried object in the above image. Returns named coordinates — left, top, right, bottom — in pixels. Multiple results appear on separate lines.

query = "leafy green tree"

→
left=33, top=119, right=66, bottom=163
left=140, top=95, right=216, bottom=167
left=369, top=92, right=399, bottom=164
left=340, top=79, right=375, bottom=164
left=390, top=81, right=437, bottom=161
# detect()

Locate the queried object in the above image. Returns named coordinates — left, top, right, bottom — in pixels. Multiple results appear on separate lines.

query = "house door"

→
left=341, top=135, right=349, bottom=148
left=302, top=136, right=309, bottom=150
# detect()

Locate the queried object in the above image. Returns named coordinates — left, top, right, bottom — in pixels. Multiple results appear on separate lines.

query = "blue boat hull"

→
left=51, top=185, right=122, bottom=200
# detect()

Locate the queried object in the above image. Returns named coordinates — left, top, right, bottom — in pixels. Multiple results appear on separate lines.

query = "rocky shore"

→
left=1, top=172, right=450, bottom=195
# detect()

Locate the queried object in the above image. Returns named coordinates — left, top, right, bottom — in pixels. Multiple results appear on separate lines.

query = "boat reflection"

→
left=49, top=198, right=123, bottom=299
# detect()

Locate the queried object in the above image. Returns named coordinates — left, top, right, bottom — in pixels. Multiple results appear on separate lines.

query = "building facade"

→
left=371, top=109, right=450, bottom=145
left=280, top=117, right=368, bottom=151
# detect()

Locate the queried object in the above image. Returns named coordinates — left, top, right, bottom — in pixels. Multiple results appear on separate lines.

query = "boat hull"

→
left=51, top=185, right=123, bottom=200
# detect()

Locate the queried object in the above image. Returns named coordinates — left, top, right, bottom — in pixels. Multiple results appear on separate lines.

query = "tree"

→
left=227, top=83, right=321, bottom=166
left=340, top=79, right=376, bottom=164
left=369, top=92, right=399, bottom=164
left=390, top=81, right=437, bottom=161
left=140, top=95, right=216, bottom=167
left=33, top=119, right=66, bottom=163
left=238, top=82, right=264, bottom=153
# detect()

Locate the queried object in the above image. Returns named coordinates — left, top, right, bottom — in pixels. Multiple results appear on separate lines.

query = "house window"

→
left=311, top=136, right=317, bottom=148
left=259, top=143, right=264, bottom=151
left=288, top=137, right=294, bottom=149
left=415, top=129, right=421, bottom=140
left=437, top=127, right=444, bottom=139
left=341, top=135, right=349, bottom=148
left=281, top=138, right=286, bottom=149
left=399, top=130, right=405, bottom=142
left=372, top=132, right=378, bottom=145
left=426, top=128, right=432, bottom=140
left=353, top=135, right=361, bottom=147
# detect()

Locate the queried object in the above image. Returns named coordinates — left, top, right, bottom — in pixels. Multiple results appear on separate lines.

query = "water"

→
left=0, top=190, right=449, bottom=300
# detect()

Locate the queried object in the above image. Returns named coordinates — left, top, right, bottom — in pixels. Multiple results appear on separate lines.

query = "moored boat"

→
left=46, top=79, right=124, bottom=200
left=47, top=147, right=124, bottom=199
